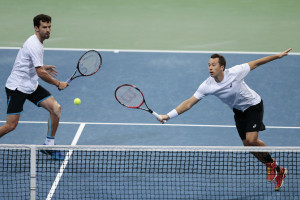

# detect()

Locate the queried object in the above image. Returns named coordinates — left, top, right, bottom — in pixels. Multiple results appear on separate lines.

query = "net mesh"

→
left=0, top=145, right=299, bottom=200
left=78, top=51, right=101, bottom=75
left=0, top=147, right=30, bottom=200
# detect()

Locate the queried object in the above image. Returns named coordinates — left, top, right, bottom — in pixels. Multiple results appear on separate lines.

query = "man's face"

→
left=35, top=21, right=51, bottom=40
left=208, top=58, right=224, bottom=78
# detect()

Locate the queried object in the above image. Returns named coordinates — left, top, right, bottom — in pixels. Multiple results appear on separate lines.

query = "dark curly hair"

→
left=33, top=14, right=51, bottom=28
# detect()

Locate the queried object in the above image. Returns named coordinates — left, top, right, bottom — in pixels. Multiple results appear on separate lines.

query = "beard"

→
left=41, top=32, right=50, bottom=40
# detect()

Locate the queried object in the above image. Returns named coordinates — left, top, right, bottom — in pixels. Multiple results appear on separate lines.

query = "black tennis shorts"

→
left=5, top=85, right=51, bottom=115
left=233, top=100, right=266, bottom=140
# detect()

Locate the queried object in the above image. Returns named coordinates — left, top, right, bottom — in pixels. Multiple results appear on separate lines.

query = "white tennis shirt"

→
left=6, top=34, right=44, bottom=94
left=194, top=63, right=261, bottom=111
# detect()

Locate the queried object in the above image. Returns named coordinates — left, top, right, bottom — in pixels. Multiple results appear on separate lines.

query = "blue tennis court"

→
left=0, top=48, right=299, bottom=146
left=0, top=48, right=299, bottom=199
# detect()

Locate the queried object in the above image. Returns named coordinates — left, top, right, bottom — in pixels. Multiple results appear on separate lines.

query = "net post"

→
left=30, top=145, right=36, bottom=200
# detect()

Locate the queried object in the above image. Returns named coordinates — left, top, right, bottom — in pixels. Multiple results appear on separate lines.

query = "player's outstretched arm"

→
left=248, top=48, right=292, bottom=70
left=158, top=96, right=199, bottom=123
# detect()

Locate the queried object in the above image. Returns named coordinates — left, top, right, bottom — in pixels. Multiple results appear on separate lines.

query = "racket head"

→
left=77, top=50, right=102, bottom=76
left=115, top=84, right=145, bottom=108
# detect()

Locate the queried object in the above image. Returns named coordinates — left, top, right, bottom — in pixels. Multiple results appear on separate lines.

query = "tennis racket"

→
left=115, top=84, right=165, bottom=122
left=66, top=50, right=102, bottom=84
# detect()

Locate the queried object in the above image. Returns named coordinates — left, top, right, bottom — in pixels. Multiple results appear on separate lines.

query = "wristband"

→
left=167, top=109, right=178, bottom=119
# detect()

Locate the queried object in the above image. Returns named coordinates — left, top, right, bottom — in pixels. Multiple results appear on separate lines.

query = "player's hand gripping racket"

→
left=115, top=84, right=166, bottom=122
left=65, top=50, right=102, bottom=84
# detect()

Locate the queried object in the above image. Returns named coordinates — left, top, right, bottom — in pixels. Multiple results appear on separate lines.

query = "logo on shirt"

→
left=253, top=124, right=257, bottom=128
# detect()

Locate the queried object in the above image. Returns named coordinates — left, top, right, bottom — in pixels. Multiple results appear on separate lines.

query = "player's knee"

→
left=6, top=122, right=18, bottom=132
left=244, top=138, right=258, bottom=146
left=244, top=132, right=259, bottom=146
left=52, top=101, right=61, bottom=118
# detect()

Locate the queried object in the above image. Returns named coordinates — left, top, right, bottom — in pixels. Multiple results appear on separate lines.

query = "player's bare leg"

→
left=39, top=96, right=64, bottom=160
left=0, top=114, right=20, bottom=138
left=243, top=131, right=286, bottom=187
left=39, top=96, right=61, bottom=138
left=243, top=131, right=269, bottom=163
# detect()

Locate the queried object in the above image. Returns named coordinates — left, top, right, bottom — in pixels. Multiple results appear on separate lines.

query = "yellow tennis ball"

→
left=74, top=98, right=81, bottom=105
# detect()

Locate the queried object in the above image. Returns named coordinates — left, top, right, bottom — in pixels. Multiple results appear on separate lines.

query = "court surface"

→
left=0, top=48, right=299, bottom=147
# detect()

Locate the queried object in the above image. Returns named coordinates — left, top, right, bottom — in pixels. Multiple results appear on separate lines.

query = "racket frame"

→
left=67, top=50, right=102, bottom=83
left=115, top=84, right=163, bottom=120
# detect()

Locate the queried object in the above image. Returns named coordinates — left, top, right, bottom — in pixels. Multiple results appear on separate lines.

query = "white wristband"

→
left=167, top=109, right=178, bottom=119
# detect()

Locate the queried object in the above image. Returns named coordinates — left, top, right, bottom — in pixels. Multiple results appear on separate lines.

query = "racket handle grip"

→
left=58, top=79, right=71, bottom=91
left=152, top=111, right=167, bottom=123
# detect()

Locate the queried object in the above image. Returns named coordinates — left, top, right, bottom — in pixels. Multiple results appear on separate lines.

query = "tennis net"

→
left=0, top=145, right=299, bottom=200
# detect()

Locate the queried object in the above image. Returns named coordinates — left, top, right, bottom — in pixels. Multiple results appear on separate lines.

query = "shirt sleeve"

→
left=28, top=42, right=43, bottom=68
left=229, top=63, right=250, bottom=81
left=193, top=81, right=207, bottom=100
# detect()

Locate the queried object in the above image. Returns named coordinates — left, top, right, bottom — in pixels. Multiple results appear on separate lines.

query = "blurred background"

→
left=1, top=0, right=299, bottom=52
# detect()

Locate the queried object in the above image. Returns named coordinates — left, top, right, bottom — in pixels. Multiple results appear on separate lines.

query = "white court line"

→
left=1, top=46, right=300, bottom=55
left=0, top=120, right=299, bottom=129
left=46, top=123, right=86, bottom=200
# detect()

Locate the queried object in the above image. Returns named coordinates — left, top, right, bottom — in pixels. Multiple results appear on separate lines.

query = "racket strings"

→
left=116, top=86, right=144, bottom=108
left=79, top=51, right=101, bottom=75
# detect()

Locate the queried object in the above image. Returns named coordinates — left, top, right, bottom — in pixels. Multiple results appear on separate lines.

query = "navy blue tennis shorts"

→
left=233, top=100, right=266, bottom=140
left=5, top=85, right=51, bottom=115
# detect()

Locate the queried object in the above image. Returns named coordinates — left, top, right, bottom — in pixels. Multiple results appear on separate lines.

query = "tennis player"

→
left=0, top=14, right=69, bottom=159
left=159, top=48, right=292, bottom=191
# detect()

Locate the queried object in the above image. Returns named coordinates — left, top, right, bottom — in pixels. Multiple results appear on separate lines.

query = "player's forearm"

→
left=249, top=48, right=292, bottom=70
left=37, top=68, right=60, bottom=87
left=175, top=99, right=194, bottom=115
left=248, top=54, right=280, bottom=70
left=161, top=97, right=199, bottom=122
left=169, top=97, right=199, bottom=117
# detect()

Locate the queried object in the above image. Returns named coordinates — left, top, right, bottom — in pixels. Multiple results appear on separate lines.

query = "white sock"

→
left=44, top=137, right=55, bottom=145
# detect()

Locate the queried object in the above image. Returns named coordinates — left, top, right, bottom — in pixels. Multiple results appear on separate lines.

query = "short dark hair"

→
left=33, top=14, right=51, bottom=28
left=211, top=54, right=226, bottom=70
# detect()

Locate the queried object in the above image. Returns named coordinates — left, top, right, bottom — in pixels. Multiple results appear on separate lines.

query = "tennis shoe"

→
left=275, top=167, right=287, bottom=191
left=40, top=144, right=53, bottom=156
left=265, top=159, right=277, bottom=182
left=51, top=150, right=65, bottom=160
left=40, top=143, right=65, bottom=160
